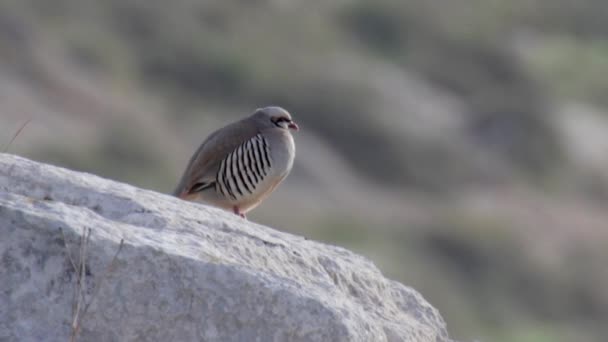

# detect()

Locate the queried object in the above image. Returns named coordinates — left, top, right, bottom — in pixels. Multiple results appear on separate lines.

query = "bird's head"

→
left=252, top=106, right=299, bottom=131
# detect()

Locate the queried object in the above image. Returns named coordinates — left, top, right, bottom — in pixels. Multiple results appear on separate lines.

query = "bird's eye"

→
left=273, top=117, right=290, bottom=128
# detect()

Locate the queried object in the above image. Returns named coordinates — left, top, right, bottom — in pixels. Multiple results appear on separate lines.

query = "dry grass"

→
left=60, top=227, right=124, bottom=342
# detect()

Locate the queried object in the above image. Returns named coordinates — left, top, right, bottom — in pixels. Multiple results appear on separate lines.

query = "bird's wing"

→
left=174, top=118, right=259, bottom=197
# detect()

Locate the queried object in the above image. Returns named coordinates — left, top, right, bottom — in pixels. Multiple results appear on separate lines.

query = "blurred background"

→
left=1, top=1, right=608, bottom=341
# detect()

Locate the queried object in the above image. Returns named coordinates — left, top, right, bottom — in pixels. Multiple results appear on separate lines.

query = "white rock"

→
left=0, top=153, right=451, bottom=342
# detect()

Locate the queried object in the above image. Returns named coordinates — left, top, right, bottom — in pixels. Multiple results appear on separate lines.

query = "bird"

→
left=173, top=106, right=298, bottom=218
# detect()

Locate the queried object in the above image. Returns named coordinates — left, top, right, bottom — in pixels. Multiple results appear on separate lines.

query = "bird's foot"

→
left=233, top=206, right=246, bottom=219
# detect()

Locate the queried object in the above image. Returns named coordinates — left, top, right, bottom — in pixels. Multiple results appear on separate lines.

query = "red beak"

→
left=288, top=122, right=299, bottom=131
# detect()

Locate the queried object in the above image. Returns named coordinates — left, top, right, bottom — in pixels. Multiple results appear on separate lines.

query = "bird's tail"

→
left=172, top=186, right=184, bottom=197
left=174, top=189, right=200, bottom=202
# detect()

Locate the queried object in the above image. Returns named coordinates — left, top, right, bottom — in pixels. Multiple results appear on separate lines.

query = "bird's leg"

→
left=233, top=206, right=246, bottom=219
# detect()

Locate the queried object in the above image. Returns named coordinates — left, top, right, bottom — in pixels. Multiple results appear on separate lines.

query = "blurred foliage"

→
left=340, top=1, right=413, bottom=58
left=526, top=37, right=608, bottom=107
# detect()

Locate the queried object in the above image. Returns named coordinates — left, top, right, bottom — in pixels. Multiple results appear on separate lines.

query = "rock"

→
left=0, top=153, right=451, bottom=342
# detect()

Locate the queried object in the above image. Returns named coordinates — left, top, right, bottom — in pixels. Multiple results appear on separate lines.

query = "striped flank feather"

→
left=216, top=134, right=272, bottom=200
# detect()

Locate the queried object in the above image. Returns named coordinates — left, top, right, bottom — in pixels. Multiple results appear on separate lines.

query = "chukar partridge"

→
left=173, top=106, right=298, bottom=218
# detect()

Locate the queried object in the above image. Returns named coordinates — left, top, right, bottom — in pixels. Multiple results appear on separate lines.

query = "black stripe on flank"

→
left=233, top=146, right=248, bottom=195
left=216, top=159, right=227, bottom=197
left=253, top=136, right=267, bottom=176
left=242, top=142, right=256, bottom=186
left=246, top=140, right=261, bottom=183
left=223, top=152, right=237, bottom=200
left=238, top=144, right=254, bottom=193
left=260, top=136, right=272, bottom=169
left=251, top=138, right=265, bottom=178
left=230, top=151, right=244, bottom=197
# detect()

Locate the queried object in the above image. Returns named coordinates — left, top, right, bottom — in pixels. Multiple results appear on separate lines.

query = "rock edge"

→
left=0, top=153, right=450, bottom=342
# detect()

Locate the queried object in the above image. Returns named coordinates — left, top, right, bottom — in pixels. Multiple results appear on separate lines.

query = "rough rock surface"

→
left=0, top=153, right=450, bottom=342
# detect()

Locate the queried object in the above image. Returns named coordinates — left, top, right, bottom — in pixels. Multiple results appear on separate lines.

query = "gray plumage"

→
left=174, top=106, right=298, bottom=217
